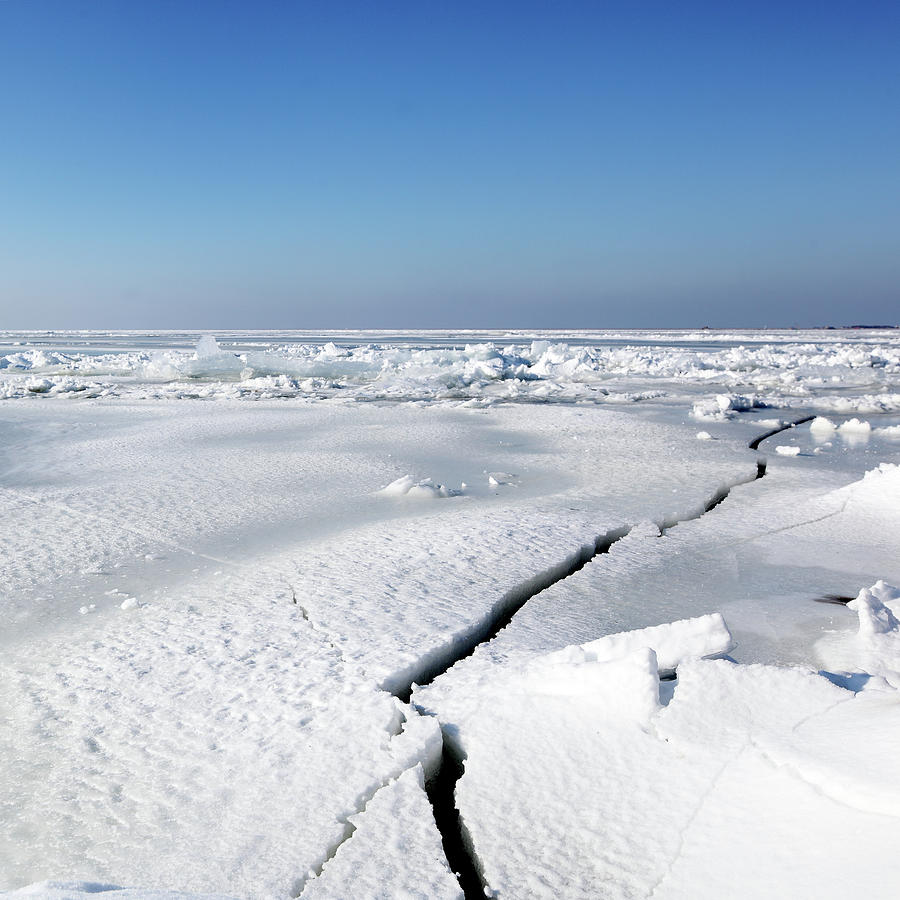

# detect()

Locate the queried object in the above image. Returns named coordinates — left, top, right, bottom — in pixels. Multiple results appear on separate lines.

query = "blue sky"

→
left=1, top=1, right=898, bottom=328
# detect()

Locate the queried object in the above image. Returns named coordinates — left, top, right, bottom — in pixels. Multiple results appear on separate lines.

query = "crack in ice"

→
left=396, top=415, right=819, bottom=900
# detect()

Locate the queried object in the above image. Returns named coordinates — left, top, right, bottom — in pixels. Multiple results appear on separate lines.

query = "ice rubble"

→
left=2, top=329, right=900, bottom=408
left=850, top=580, right=900, bottom=638
left=536, top=611, right=734, bottom=675
left=690, top=392, right=768, bottom=422
left=416, top=614, right=735, bottom=747
left=838, top=416, right=872, bottom=435
left=377, top=474, right=455, bottom=498
left=817, top=578, right=900, bottom=686
left=810, top=414, right=837, bottom=433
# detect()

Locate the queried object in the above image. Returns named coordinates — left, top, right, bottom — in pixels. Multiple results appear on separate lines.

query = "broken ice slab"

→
left=532, top=612, right=734, bottom=678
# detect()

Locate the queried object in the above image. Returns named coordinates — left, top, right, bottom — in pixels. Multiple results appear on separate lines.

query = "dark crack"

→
left=813, top=594, right=855, bottom=605
left=424, top=736, right=485, bottom=900
left=390, top=524, right=631, bottom=703
left=748, top=415, right=815, bottom=451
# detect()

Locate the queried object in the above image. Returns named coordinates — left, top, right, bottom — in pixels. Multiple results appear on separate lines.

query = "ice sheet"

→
left=0, top=396, right=752, bottom=894
left=424, top=449, right=900, bottom=695
left=0, top=556, right=443, bottom=896
left=3, top=329, right=900, bottom=899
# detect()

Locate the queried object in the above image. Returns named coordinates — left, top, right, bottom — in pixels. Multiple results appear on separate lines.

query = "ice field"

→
left=2, top=329, right=900, bottom=899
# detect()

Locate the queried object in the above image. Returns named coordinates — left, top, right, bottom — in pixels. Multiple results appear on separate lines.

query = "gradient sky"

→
left=1, top=1, right=898, bottom=328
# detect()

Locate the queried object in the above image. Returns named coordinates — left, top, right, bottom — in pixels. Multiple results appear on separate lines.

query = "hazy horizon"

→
left=2, top=2, right=898, bottom=329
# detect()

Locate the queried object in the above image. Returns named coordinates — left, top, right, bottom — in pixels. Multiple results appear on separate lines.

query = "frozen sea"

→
left=2, top=329, right=900, bottom=899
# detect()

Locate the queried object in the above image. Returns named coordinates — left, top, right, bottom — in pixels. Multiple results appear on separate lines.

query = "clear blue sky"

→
left=1, top=0, right=898, bottom=328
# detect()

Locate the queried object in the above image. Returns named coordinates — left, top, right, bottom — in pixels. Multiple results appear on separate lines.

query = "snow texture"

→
left=300, top=765, right=462, bottom=900
left=420, top=620, right=900, bottom=899
left=3, top=329, right=900, bottom=899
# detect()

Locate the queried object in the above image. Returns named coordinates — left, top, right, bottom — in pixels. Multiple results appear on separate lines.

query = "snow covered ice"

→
left=2, top=329, right=900, bottom=899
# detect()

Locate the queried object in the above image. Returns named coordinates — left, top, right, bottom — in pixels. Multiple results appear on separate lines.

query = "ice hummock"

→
left=2, top=328, right=900, bottom=409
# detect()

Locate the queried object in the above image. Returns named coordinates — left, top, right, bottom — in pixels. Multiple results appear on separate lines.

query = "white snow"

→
left=810, top=415, right=837, bottom=433
left=838, top=416, right=872, bottom=434
left=531, top=612, right=733, bottom=677
left=417, top=621, right=900, bottom=899
left=2, top=328, right=900, bottom=899
left=3, top=884, right=236, bottom=900
left=816, top=578, right=900, bottom=687
left=849, top=580, right=900, bottom=637
left=377, top=474, right=453, bottom=498
left=300, top=765, right=462, bottom=900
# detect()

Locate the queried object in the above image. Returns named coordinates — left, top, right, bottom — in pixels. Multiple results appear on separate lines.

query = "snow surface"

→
left=301, top=766, right=462, bottom=900
left=416, top=611, right=900, bottom=899
left=3, top=885, right=236, bottom=900
left=3, top=330, right=900, bottom=899
left=424, top=455, right=900, bottom=685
